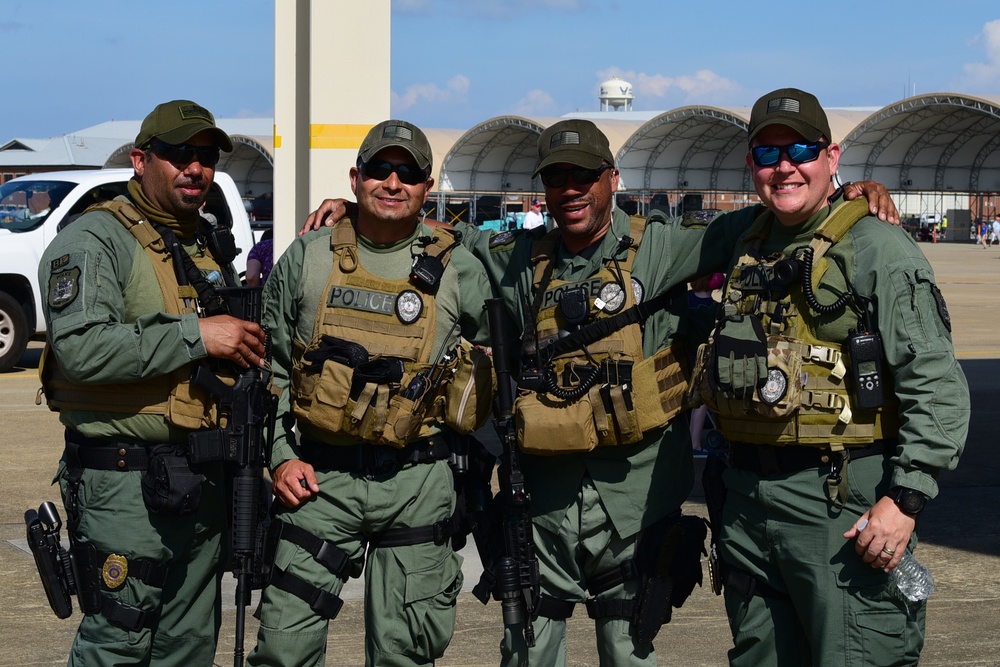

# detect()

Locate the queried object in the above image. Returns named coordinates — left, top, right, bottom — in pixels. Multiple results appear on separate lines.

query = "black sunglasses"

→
left=359, top=160, right=428, bottom=186
left=750, top=141, right=830, bottom=167
left=148, top=139, right=221, bottom=168
left=539, top=164, right=613, bottom=188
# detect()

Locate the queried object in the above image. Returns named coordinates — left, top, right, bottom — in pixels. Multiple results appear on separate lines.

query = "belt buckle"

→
left=360, top=446, right=400, bottom=480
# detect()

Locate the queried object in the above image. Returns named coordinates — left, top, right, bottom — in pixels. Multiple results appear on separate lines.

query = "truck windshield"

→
left=0, top=180, right=75, bottom=232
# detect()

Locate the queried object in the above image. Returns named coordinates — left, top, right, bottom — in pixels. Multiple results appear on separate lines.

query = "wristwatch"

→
left=888, top=486, right=929, bottom=516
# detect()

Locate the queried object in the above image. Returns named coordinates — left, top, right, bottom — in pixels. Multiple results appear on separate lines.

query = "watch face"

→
left=894, top=488, right=927, bottom=515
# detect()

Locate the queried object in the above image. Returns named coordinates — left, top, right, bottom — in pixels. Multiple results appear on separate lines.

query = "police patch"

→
left=102, top=553, right=128, bottom=590
left=631, top=278, right=644, bottom=304
left=930, top=283, right=952, bottom=332
left=488, top=230, right=518, bottom=251
left=395, top=290, right=424, bottom=324
left=48, top=267, right=81, bottom=309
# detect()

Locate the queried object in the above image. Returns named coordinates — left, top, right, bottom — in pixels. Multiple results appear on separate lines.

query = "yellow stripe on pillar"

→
left=310, top=123, right=375, bottom=149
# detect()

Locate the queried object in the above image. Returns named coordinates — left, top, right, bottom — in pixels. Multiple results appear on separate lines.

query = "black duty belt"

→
left=299, top=435, right=452, bottom=479
left=64, top=429, right=154, bottom=472
left=728, top=439, right=895, bottom=477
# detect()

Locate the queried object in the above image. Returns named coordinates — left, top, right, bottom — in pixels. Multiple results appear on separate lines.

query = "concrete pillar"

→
left=273, top=0, right=391, bottom=254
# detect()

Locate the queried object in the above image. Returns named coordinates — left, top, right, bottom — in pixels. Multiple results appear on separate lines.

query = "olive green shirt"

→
left=457, top=207, right=748, bottom=538
left=38, top=203, right=225, bottom=443
left=263, top=223, right=494, bottom=469
left=718, top=198, right=968, bottom=498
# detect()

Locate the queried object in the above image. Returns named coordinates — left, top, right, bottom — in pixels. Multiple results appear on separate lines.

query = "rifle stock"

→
left=485, top=298, right=539, bottom=650
left=188, top=286, right=278, bottom=667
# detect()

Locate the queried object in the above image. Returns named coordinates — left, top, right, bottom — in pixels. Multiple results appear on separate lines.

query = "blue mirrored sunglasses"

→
left=750, top=141, right=830, bottom=167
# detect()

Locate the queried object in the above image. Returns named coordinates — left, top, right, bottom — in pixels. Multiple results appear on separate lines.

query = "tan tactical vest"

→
left=39, top=201, right=226, bottom=430
left=515, top=216, right=688, bottom=455
left=291, top=221, right=493, bottom=447
left=703, top=198, right=900, bottom=447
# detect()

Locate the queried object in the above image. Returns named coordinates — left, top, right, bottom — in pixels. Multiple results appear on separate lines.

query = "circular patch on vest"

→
left=759, top=368, right=788, bottom=405
left=631, top=277, right=644, bottom=304
left=395, top=290, right=424, bottom=324
left=102, top=553, right=128, bottom=590
left=597, top=281, right=626, bottom=313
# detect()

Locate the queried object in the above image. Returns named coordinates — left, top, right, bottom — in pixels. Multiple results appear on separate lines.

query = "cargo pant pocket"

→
left=400, top=550, right=464, bottom=660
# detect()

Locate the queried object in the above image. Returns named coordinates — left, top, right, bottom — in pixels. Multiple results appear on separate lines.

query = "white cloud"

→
left=961, top=19, right=1000, bottom=85
left=510, top=90, right=558, bottom=117
left=391, top=75, right=471, bottom=112
left=597, top=66, right=741, bottom=104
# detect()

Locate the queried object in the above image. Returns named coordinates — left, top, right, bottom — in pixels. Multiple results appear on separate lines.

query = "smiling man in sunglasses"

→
left=36, top=100, right=266, bottom=666
left=697, top=88, right=969, bottom=666
left=247, top=120, right=494, bottom=667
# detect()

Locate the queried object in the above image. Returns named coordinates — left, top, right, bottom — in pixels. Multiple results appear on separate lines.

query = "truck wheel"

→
left=0, top=291, right=29, bottom=372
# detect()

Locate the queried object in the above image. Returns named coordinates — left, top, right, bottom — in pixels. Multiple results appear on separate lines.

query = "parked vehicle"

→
left=0, top=169, right=254, bottom=372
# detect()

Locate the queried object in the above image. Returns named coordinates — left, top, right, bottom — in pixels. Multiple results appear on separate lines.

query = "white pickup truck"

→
left=0, top=169, right=255, bottom=372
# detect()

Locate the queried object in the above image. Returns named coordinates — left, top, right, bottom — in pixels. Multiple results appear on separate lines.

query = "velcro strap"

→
left=276, top=522, right=353, bottom=578
left=369, top=513, right=459, bottom=549
left=535, top=595, right=576, bottom=620
left=269, top=567, right=344, bottom=619
left=100, top=595, right=161, bottom=632
left=587, top=558, right=640, bottom=597
left=585, top=597, right=635, bottom=620
left=87, top=547, right=168, bottom=588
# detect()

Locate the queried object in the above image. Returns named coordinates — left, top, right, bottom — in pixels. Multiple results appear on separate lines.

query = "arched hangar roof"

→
left=839, top=93, right=1000, bottom=193
left=438, top=115, right=643, bottom=193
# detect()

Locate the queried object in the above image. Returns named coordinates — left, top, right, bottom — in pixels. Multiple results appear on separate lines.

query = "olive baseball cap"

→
left=358, top=120, right=432, bottom=171
left=747, top=88, right=831, bottom=145
left=533, top=119, right=615, bottom=176
left=135, top=100, right=233, bottom=152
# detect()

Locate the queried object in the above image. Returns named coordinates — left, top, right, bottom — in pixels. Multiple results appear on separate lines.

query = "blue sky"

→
left=3, top=0, right=999, bottom=139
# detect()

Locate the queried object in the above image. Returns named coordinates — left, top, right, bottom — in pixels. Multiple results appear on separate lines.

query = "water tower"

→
left=600, top=77, right=634, bottom=111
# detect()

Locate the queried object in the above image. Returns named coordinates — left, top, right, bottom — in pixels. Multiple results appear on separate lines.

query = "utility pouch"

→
left=632, top=514, right=708, bottom=648
left=515, top=390, right=599, bottom=455
left=444, top=342, right=495, bottom=434
left=292, top=356, right=354, bottom=434
left=140, top=444, right=205, bottom=516
left=710, top=315, right=768, bottom=400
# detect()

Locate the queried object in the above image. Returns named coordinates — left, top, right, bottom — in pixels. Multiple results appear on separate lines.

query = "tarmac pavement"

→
left=1, top=239, right=998, bottom=666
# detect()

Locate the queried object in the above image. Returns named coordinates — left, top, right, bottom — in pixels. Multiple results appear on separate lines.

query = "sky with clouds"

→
left=2, top=0, right=999, bottom=139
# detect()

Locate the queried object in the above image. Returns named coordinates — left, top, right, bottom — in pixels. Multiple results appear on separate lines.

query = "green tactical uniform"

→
left=709, top=197, right=969, bottom=666
left=248, top=223, right=493, bottom=667
left=38, top=198, right=231, bottom=666
left=457, top=206, right=747, bottom=666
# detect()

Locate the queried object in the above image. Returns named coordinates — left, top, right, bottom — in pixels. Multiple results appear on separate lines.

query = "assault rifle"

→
left=484, top=298, right=540, bottom=650
left=189, top=286, right=278, bottom=667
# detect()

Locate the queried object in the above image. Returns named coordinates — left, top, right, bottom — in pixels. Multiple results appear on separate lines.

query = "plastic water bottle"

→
left=855, top=519, right=934, bottom=602
left=891, top=549, right=935, bottom=602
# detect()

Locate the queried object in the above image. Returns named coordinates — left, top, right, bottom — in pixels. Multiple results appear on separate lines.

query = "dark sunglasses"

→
left=750, top=141, right=830, bottom=167
left=148, top=139, right=221, bottom=168
left=539, top=164, right=613, bottom=188
left=359, top=160, right=428, bottom=186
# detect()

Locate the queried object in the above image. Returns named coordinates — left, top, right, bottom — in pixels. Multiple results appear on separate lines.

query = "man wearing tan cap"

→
left=36, top=99, right=265, bottom=666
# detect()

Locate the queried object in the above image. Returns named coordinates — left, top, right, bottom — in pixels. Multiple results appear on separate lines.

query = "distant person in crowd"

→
left=522, top=198, right=545, bottom=230
left=245, top=228, right=274, bottom=286
left=687, top=272, right=724, bottom=452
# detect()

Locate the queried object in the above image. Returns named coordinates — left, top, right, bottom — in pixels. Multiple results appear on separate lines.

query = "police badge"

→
left=102, top=553, right=128, bottom=590
left=595, top=282, right=626, bottom=313
left=48, top=267, right=81, bottom=309
left=759, top=368, right=788, bottom=405
left=395, top=290, right=424, bottom=324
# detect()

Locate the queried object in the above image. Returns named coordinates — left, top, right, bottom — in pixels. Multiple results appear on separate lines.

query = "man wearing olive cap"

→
left=247, top=120, right=494, bottom=667
left=702, top=87, right=968, bottom=665
left=37, top=99, right=265, bottom=666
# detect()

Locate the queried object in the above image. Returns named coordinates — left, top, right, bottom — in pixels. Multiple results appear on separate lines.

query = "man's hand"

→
left=300, top=199, right=356, bottom=235
left=272, top=459, right=320, bottom=508
left=199, top=315, right=266, bottom=368
left=844, top=181, right=900, bottom=225
left=843, top=496, right=916, bottom=573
